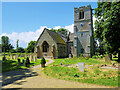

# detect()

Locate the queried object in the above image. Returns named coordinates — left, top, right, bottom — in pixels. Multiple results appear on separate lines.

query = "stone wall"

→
left=34, top=30, right=58, bottom=58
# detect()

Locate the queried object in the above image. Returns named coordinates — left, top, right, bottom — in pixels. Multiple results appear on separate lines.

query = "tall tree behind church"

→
left=94, top=1, right=120, bottom=62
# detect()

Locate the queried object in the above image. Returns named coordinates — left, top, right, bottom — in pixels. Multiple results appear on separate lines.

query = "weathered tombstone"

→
left=24, top=54, right=26, bottom=59
left=10, top=55, right=13, bottom=60
left=22, top=59, right=25, bottom=65
left=69, top=54, right=72, bottom=58
left=29, top=54, right=33, bottom=61
left=15, top=55, right=18, bottom=60
left=18, top=59, right=21, bottom=64
left=33, top=55, right=37, bottom=62
left=105, top=54, right=111, bottom=63
left=78, top=62, right=84, bottom=72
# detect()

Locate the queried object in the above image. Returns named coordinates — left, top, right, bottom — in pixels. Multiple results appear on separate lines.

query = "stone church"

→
left=34, top=28, right=68, bottom=58
left=34, top=5, right=94, bottom=58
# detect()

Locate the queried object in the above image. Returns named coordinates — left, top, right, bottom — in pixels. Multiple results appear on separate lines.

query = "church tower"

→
left=73, top=5, right=94, bottom=57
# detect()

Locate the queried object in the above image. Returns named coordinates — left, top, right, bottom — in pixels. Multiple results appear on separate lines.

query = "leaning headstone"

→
left=105, top=55, right=111, bottom=63
left=78, top=62, right=84, bottom=72
left=22, top=59, right=25, bottom=65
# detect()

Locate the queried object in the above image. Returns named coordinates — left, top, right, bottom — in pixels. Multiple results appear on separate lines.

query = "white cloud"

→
left=53, top=24, right=74, bottom=33
left=53, top=26, right=61, bottom=30
left=0, top=25, right=74, bottom=48
left=65, top=24, right=74, bottom=33
left=0, top=18, right=97, bottom=49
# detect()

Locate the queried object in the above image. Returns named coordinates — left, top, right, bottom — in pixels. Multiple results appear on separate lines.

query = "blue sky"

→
left=1, top=2, right=98, bottom=48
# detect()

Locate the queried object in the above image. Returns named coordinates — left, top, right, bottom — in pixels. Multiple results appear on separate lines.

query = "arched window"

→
left=42, top=41, right=49, bottom=52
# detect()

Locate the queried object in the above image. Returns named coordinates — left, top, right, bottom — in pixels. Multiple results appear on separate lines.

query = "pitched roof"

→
left=46, top=29, right=66, bottom=44
left=35, top=28, right=66, bottom=47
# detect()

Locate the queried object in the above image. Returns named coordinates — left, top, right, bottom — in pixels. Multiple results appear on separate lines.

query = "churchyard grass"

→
left=44, top=57, right=118, bottom=87
left=1, top=55, right=48, bottom=72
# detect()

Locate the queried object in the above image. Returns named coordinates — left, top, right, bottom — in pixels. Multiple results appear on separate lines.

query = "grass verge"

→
left=44, top=58, right=118, bottom=87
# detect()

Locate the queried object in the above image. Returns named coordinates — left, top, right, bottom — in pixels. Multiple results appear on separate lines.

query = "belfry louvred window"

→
left=79, top=11, right=84, bottom=19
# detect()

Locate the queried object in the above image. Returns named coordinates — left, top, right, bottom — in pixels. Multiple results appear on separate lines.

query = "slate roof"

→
left=35, top=28, right=66, bottom=47
left=46, top=29, right=66, bottom=44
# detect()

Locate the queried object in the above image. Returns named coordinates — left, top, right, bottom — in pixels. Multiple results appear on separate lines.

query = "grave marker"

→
left=10, top=55, right=13, bottom=60
left=69, top=54, right=72, bottom=58
left=105, top=54, right=111, bottom=63
left=33, top=56, right=37, bottom=62
left=29, top=54, right=33, bottom=61
left=78, top=62, right=84, bottom=72
left=15, top=55, right=18, bottom=60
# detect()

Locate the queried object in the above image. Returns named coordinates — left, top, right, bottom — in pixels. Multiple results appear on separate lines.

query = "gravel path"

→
left=2, top=59, right=116, bottom=88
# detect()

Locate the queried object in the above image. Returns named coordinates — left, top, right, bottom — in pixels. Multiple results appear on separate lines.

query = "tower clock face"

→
left=80, top=23, right=83, bottom=27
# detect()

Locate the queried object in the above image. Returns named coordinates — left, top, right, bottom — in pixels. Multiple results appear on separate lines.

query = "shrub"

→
left=92, top=55, right=97, bottom=58
left=25, top=57, right=30, bottom=67
left=2, top=56, right=6, bottom=61
left=85, top=57, right=89, bottom=60
left=41, top=57, right=46, bottom=67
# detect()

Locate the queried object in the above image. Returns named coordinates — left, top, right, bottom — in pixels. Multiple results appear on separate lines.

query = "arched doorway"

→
left=42, top=41, right=49, bottom=56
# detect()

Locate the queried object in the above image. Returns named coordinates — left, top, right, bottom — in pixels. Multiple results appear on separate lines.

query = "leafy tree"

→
left=58, top=28, right=69, bottom=36
left=50, top=28, right=70, bottom=36
left=94, top=2, right=120, bottom=61
left=1, top=36, right=14, bottom=52
left=26, top=41, right=36, bottom=53
left=16, top=47, right=25, bottom=53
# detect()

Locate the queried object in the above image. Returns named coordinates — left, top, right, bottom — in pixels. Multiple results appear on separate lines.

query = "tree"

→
left=57, top=28, right=69, bottom=36
left=26, top=41, right=36, bottom=53
left=1, top=36, right=14, bottom=52
left=16, top=39, right=19, bottom=49
left=50, top=28, right=70, bottom=36
left=94, top=1, right=120, bottom=62
left=16, top=47, right=25, bottom=53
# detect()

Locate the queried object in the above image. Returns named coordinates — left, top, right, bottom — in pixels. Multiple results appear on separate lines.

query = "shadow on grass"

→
left=2, top=60, right=39, bottom=86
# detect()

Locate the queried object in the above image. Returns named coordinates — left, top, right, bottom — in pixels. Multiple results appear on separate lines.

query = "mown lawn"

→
left=44, top=57, right=118, bottom=87
left=2, top=56, right=48, bottom=72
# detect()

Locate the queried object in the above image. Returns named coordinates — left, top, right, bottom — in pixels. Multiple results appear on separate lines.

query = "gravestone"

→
left=105, top=54, right=111, bottom=63
left=69, top=54, right=72, bottom=58
left=29, top=54, right=33, bottom=61
left=78, top=62, right=84, bottom=72
left=15, top=55, right=18, bottom=60
left=22, top=59, right=25, bottom=65
left=10, top=55, right=13, bottom=60
left=24, top=54, right=26, bottom=59
left=33, top=55, right=37, bottom=62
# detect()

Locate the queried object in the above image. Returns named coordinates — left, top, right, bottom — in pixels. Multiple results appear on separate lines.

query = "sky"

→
left=1, top=2, right=98, bottom=48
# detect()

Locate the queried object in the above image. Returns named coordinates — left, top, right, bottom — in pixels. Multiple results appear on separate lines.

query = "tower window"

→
left=79, top=11, right=84, bottom=19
